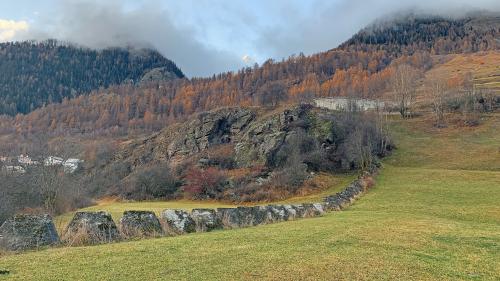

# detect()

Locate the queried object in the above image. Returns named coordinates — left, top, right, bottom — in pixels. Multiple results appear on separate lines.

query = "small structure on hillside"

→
left=3, top=165, right=26, bottom=174
left=63, top=158, right=84, bottom=173
left=17, top=154, right=39, bottom=165
left=313, top=97, right=386, bottom=111
left=44, top=156, right=64, bottom=166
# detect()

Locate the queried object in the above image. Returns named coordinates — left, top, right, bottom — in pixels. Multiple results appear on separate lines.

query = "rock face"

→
left=139, top=67, right=180, bottom=85
left=235, top=105, right=312, bottom=167
left=119, top=211, right=163, bottom=238
left=113, top=107, right=255, bottom=170
left=190, top=209, right=222, bottom=232
left=0, top=214, right=59, bottom=251
left=160, top=209, right=196, bottom=235
left=63, top=212, right=120, bottom=245
left=167, top=108, right=255, bottom=164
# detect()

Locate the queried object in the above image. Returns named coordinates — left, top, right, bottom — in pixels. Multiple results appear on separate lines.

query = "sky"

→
left=1, top=0, right=500, bottom=77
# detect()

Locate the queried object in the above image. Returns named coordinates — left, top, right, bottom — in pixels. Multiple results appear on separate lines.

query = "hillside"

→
left=1, top=114, right=498, bottom=280
left=1, top=10, right=500, bottom=281
left=0, top=13, right=497, bottom=140
left=0, top=40, right=184, bottom=115
left=69, top=105, right=391, bottom=201
left=422, top=52, right=500, bottom=93
left=343, top=13, right=500, bottom=54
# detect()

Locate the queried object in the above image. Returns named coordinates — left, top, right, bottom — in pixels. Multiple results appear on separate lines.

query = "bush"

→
left=122, top=164, right=179, bottom=200
left=183, top=167, right=229, bottom=200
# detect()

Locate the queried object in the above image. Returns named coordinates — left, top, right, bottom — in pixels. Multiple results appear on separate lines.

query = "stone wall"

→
left=0, top=168, right=378, bottom=251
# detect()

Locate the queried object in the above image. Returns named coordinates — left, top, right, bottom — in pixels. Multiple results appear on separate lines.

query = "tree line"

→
left=0, top=39, right=184, bottom=115
left=1, top=14, right=498, bottom=140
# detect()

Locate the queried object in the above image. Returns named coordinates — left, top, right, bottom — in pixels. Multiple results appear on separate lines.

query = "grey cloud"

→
left=13, top=0, right=500, bottom=77
left=18, top=0, right=244, bottom=77
left=253, top=0, right=500, bottom=60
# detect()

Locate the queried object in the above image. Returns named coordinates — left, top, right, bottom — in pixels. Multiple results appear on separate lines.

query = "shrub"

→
left=183, top=167, right=229, bottom=199
left=122, top=164, right=179, bottom=200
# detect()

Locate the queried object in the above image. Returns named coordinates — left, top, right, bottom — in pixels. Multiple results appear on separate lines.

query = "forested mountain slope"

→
left=1, top=14, right=499, bottom=140
left=0, top=40, right=184, bottom=115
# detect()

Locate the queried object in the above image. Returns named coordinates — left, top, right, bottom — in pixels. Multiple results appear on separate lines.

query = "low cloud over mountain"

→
left=8, top=0, right=500, bottom=77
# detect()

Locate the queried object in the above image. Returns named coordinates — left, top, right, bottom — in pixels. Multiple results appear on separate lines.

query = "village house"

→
left=17, top=154, right=39, bottom=165
left=44, top=156, right=64, bottom=166
left=63, top=158, right=84, bottom=173
left=3, top=165, right=26, bottom=174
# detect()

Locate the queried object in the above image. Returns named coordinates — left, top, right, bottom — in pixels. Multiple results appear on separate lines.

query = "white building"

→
left=44, top=156, right=64, bottom=166
left=63, top=158, right=84, bottom=173
left=17, top=154, right=39, bottom=165
left=3, top=165, right=26, bottom=174
left=314, top=98, right=386, bottom=112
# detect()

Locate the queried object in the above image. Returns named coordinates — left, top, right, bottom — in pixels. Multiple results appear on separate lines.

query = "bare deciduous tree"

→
left=460, top=73, right=481, bottom=126
left=391, top=64, right=421, bottom=118
left=427, top=78, right=449, bottom=127
left=257, top=81, right=287, bottom=108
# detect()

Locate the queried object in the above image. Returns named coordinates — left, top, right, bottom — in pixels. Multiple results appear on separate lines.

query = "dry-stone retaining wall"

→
left=0, top=168, right=378, bottom=251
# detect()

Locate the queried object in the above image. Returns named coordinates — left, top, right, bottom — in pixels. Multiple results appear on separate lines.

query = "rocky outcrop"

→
left=161, top=209, right=196, bottom=235
left=119, top=211, right=163, bottom=238
left=0, top=214, right=59, bottom=251
left=114, top=108, right=256, bottom=170
left=235, top=105, right=312, bottom=167
left=62, top=212, right=120, bottom=245
left=113, top=105, right=314, bottom=175
left=139, top=67, right=180, bottom=86
left=190, top=209, right=222, bottom=232
left=167, top=108, right=255, bottom=164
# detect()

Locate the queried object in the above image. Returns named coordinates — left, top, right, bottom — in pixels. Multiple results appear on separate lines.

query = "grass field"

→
left=1, top=114, right=499, bottom=280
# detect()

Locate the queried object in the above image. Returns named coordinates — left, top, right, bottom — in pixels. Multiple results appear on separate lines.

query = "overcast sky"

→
left=1, top=0, right=499, bottom=77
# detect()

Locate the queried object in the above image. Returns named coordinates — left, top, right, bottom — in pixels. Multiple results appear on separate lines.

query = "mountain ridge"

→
left=0, top=12, right=498, bottom=152
left=0, top=39, right=184, bottom=115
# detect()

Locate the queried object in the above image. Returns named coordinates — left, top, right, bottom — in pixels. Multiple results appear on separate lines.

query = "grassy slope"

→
left=1, top=114, right=500, bottom=280
left=423, top=51, right=500, bottom=92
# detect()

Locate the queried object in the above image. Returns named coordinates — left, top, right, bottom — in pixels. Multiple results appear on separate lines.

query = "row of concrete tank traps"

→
left=0, top=171, right=375, bottom=251
left=0, top=204, right=325, bottom=250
